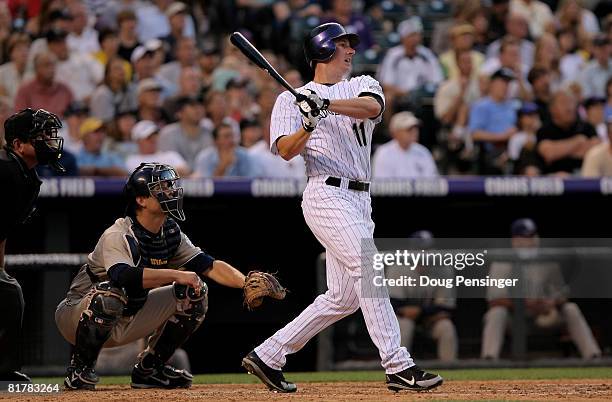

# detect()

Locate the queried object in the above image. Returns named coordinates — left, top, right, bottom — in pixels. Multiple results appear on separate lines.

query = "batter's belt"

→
left=325, top=176, right=370, bottom=192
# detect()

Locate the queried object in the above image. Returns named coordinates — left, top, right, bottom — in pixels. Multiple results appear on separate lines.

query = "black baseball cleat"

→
left=241, top=351, right=297, bottom=393
left=130, top=362, right=193, bottom=389
left=64, top=365, right=99, bottom=390
left=386, top=365, right=443, bottom=392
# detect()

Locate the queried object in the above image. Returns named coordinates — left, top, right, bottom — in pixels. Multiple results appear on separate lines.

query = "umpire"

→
left=0, top=108, right=64, bottom=382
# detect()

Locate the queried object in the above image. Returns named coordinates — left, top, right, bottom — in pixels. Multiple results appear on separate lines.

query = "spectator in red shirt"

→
left=13, top=51, right=73, bottom=118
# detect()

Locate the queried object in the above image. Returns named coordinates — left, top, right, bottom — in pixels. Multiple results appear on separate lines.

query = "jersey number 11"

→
left=353, top=122, right=367, bottom=147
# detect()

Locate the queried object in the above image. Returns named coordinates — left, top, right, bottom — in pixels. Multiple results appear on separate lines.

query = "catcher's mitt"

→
left=243, top=271, right=287, bottom=310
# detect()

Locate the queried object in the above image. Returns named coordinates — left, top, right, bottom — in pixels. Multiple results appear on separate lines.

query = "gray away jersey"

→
left=270, top=75, right=384, bottom=181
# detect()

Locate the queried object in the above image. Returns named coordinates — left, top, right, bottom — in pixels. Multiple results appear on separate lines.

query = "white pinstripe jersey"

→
left=270, top=75, right=385, bottom=181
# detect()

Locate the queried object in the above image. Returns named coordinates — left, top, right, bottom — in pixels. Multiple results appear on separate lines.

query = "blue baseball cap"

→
left=518, top=102, right=538, bottom=116
left=511, top=218, right=538, bottom=237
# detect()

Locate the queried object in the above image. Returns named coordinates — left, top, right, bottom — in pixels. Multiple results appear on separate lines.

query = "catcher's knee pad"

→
left=173, top=281, right=208, bottom=318
left=72, top=282, right=127, bottom=367
left=173, top=281, right=207, bottom=301
left=89, top=282, right=128, bottom=323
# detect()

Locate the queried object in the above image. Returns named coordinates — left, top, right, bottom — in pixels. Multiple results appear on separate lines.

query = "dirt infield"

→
left=4, top=379, right=612, bottom=401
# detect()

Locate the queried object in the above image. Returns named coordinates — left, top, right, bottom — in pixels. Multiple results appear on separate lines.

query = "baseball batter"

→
left=241, top=23, right=443, bottom=393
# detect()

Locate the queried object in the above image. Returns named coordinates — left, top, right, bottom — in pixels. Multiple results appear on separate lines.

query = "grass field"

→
left=34, top=366, right=612, bottom=385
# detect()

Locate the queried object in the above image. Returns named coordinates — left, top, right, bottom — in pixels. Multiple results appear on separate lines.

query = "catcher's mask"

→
left=124, top=163, right=185, bottom=221
left=4, top=108, right=64, bottom=171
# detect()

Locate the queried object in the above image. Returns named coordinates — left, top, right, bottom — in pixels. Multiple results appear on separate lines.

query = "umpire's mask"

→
left=4, top=108, right=65, bottom=171
left=31, top=109, right=64, bottom=172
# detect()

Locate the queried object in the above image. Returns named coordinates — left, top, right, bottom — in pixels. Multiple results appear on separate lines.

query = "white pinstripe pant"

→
left=255, top=177, right=414, bottom=374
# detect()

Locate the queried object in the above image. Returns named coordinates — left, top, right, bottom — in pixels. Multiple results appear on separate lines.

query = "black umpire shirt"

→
left=0, top=147, right=42, bottom=242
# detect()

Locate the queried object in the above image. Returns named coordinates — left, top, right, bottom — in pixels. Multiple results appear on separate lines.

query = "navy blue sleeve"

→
left=108, top=263, right=144, bottom=291
left=183, top=252, right=215, bottom=275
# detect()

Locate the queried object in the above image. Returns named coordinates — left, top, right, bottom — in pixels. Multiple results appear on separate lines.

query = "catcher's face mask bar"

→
left=148, top=166, right=185, bottom=221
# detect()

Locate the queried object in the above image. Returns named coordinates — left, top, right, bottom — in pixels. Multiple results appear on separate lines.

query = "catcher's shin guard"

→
left=140, top=282, right=208, bottom=367
left=70, top=282, right=127, bottom=369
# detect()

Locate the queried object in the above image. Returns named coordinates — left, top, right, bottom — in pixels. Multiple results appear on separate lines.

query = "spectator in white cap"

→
left=372, top=112, right=439, bottom=179
left=145, top=39, right=166, bottom=72
left=126, top=120, right=190, bottom=175
left=131, top=45, right=156, bottom=79
left=131, top=44, right=174, bottom=98
left=136, top=0, right=195, bottom=43
left=377, top=16, right=443, bottom=110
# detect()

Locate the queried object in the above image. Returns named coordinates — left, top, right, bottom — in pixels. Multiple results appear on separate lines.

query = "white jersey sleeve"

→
left=356, top=75, right=385, bottom=124
left=269, top=91, right=302, bottom=155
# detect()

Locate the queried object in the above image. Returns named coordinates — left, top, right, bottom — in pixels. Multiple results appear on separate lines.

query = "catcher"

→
left=55, top=162, right=285, bottom=390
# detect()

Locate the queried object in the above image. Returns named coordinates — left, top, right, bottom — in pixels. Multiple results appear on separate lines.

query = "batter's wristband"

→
left=321, top=98, right=330, bottom=110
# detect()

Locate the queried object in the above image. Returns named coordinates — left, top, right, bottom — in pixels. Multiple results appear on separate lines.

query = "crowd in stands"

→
left=0, top=0, right=611, bottom=178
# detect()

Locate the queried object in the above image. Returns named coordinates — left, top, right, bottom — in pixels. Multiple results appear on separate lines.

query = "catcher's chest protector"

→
left=129, top=218, right=183, bottom=268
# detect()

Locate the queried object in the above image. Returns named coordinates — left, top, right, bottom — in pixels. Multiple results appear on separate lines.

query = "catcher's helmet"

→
left=304, top=23, right=360, bottom=68
left=124, top=163, right=185, bottom=221
left=4, top=108, right=64, bottom=171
